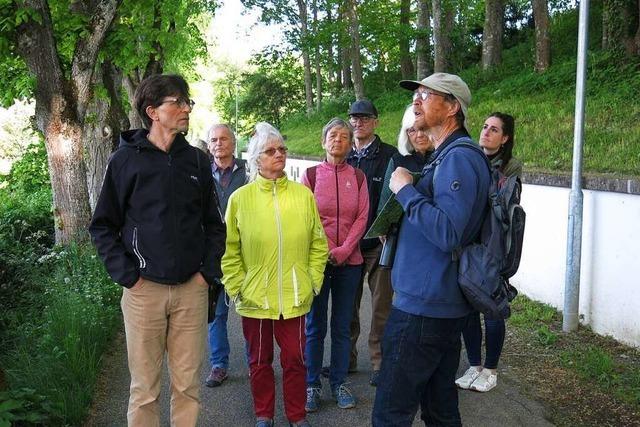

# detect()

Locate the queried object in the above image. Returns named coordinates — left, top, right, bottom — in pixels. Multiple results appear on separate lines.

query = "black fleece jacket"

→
left=89, top=129, right=226, bottom=288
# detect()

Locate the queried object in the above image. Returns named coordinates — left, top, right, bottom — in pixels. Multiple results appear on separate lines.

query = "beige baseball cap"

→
left=399, top=73, right=471, bottom=132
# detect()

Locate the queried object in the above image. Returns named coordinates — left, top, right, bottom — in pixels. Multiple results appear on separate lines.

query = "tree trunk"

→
left=83, top=63, right=129, bottom=213
left=532, top=0, right=551, bottom=72
left=399, top=0, right=414, bottom=79
left=312, top=0, right=322, bottom=110
left=602, top=0, right=626, bottom=52
left=635, top=0, right=640, bottom=55
left=325, top=1, right=336, bottom=88
left=16, top=0, right=120, bottom=244
left=341, top=46, right=353, bottom=91
left=345, top=0, right=365, bottom=99
left=432, top=0, right=453, bottom=72
left=482, top=0, right=504, bottom=70
left=416, top=0, right=432, bottom=79
left=297, top=0, right=314, bottom=113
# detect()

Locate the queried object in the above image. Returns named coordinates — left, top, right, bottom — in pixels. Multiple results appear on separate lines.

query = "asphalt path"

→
left=86, top=289, right=553, bottom=426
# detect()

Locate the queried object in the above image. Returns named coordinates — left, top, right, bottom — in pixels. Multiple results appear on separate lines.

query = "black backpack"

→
left=432, top=139, right=526, bottom=319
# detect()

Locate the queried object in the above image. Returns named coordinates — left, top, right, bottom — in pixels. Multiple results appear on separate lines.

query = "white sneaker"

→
left=455, top=367, right=482, bottom=389
left=470, top=369, right=497, bottom=392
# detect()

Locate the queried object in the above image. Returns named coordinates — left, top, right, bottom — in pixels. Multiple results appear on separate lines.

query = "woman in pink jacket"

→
left=302, top=118, right=369, bottom=413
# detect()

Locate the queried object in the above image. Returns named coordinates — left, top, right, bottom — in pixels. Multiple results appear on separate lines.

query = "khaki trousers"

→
left=349, top=244, right=393, bottom=371
left=121, top=273, right=208, bottom=427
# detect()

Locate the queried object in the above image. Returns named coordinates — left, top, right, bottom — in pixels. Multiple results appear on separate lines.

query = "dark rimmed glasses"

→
left=161, top=97, right=195, bottom=109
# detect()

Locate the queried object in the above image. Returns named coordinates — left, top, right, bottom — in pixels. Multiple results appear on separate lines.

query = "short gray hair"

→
left=397, top=105, right=415, bottom=156
left=321, top=117, right=353, bottom=146
left=207, top=123, right=236, bottom=145
left=246, top=122, right=284, bottom=181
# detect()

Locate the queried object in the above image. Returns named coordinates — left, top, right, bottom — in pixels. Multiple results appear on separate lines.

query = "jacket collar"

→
left=348, top=134, right=382, bottom=161
left=255, top=173, right=289, bottom=192
left=319, top=160, right=349, bottom=172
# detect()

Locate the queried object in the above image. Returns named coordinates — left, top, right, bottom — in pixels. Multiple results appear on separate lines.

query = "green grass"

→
left=508, top=296, right=640, bottom=410
left=279, top=8, right=640, bottom=177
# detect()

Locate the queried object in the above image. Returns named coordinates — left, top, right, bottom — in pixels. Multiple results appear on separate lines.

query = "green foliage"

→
left=1, top=244, right=121, bottom=425
left=1, top=139, right=50, bottom=193
left=536, top=324, right=559, bottom=346
left=509, top=295, right=559, bottom=328
left=232, top=49, right=306, bottom=129
left=279, top=7, right=640, bottom=176
left=0, top=388, right=62, bottom=426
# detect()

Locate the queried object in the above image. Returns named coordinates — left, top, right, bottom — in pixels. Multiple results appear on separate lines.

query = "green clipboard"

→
left=364, top=171, right=422, bottom=239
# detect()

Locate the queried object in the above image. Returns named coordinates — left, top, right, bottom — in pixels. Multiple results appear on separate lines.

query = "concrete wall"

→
left=284, top=156, right=640, bottom=348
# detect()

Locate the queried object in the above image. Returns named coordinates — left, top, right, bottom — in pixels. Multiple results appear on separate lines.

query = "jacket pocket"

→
left=239, top=268, right=269, bottom=310
left=292, top=264, right=313, bottom=307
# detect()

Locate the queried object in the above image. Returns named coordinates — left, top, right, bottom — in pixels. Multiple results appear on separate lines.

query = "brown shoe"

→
left=205, top=367, right=228, bottom=387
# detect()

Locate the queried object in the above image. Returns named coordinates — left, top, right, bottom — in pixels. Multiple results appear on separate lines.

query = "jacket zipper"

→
left=132, top=227, right=146, bottom=268
left=273, top=181, right=284, bottom=315
left=335, top=165, right=340, bottom=246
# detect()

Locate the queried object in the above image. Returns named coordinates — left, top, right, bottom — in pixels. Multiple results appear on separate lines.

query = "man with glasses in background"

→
left=344, top=99, right=397, bottom=387
left=90, top=74, right=226, bottom=426
left=205, top=123, right=247, bottom=388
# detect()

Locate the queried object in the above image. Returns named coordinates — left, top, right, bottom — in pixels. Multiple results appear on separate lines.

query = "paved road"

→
left=86, top=289, right=553, bottom=426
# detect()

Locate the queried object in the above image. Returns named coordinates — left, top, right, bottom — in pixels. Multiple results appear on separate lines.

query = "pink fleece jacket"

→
left=301, top=161, right=369, bottom=266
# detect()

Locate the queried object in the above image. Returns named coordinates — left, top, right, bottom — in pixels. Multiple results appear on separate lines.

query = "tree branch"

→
left=15, top=0, right=68, bottom=132
left=71, top=0, right=122, bottom=119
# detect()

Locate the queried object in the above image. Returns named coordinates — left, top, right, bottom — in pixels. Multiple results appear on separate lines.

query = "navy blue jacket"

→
left=89, top=129, right=226, bottom=288
left=391, top=131, right=490, bottom=318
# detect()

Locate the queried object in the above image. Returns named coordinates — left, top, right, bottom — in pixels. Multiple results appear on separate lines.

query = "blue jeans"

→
left=208, top=291, right=230, bottom=369
left=305, top=264, right=362, bottom=390
left=372, top=308, right=468, bottom=427
left=462, top=311, right=505, bottom=369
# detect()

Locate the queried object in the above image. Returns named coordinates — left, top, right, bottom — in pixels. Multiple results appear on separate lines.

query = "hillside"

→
left=278, top=8, right=640, bottom=178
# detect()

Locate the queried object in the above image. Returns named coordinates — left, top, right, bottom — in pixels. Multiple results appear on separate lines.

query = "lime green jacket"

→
left=221, top=174, right=329, bottom=320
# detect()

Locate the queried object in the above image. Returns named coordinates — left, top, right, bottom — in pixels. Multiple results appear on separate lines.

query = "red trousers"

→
left=242, top=316, right=306, bottom=423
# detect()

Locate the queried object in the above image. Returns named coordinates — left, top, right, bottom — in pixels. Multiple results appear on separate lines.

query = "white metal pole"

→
left=563, top=0, right=590, bottom=332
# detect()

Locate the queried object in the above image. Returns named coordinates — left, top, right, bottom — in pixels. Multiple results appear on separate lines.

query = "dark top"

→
left=377, top=150, right=433, bottom=216
left=346, top=135, right=398, bottom=250
left=89, top=129, right=226, bottom=288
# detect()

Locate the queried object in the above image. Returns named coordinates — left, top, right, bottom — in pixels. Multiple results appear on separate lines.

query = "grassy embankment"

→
left=280, top=9, right=640, bottom=178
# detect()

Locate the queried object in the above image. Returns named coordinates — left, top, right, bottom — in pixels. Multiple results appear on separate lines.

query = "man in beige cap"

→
left=372, top=73, right=490, bottom=426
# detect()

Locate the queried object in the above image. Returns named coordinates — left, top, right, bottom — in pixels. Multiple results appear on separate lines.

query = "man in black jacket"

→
left=346, top=99, right=398, bottom=386
left=89, top=74, right=226, bottom=427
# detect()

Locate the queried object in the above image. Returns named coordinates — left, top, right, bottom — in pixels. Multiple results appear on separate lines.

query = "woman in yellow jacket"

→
left=221, top=122, right=328, bottom=427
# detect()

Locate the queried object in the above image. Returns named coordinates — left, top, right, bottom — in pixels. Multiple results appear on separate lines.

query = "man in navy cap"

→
left=372, top=73, right=490, bottom=426
left=346, top=99, right=397, bottom=386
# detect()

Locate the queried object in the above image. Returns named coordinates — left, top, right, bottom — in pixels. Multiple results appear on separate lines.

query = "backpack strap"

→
left=306, top=165, right=318, bottom=192
left=307, top=164, right=364, bottom=192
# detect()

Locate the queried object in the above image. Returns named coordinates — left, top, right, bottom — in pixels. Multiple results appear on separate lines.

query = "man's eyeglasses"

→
left=412, top=91, right=447, bottom=102
left=261, top=146, right=288, bottom=156
left=349, top=116, right=375, bottom=124
left=161, top=97, right=195, bottom=109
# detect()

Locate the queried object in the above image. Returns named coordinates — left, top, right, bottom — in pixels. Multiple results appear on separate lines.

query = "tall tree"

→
left=482, top=0, right=504, bottom=69
left=532, top=0, right=551, bottom=72
left=296, top=0, right=314, bottom=112
left=416, top=0, right=432, bottom=79
left=312, top=0, right=322, bottom=110
left=345, top=0, right=365, bottom=99
left=12, top=0, right=121, bottom=244
left=399, top=0, right=414, bottom=79
left=432, top=0, right=453, bottom=72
